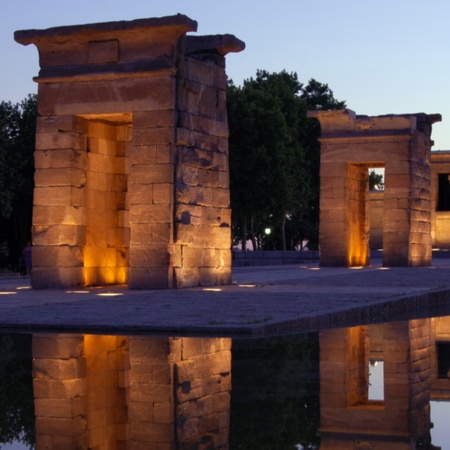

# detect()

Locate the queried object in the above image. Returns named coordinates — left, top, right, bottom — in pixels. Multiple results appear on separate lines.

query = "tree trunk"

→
left=280, top=215, right=287, bottom=251
left=241, top=217, right=247, bottom=251
left=249, top=217, right=258, bottom=250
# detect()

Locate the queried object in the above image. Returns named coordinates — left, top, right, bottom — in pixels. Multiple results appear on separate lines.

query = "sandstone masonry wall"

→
left=15, top=16, right=244, bottom=289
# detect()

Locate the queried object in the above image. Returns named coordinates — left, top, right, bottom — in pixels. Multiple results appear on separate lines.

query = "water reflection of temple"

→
left=32, top=335, right=231, bottom=449
left=319, top=320, right=444, bottom=449
left=27, top=317, right=450, bottom=449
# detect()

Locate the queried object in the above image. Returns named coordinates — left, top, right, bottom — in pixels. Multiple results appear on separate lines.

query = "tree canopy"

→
left=0, top=95, right=36, bottom=270
left=227, top=71, right=346, bottom=250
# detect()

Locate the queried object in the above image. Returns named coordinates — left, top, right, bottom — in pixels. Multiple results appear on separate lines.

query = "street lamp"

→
left=264, top=228, right=271, bottom=251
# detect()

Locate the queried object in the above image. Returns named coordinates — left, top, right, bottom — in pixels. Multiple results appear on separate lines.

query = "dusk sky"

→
left=2, top=0, right=450, bottom=148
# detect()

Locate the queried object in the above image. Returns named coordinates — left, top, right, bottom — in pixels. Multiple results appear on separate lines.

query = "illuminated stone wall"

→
left=371, top=150, right=450, bottom=250
left=430, top=151, right=450, bottom=248
left=15, top=15, right=244, bottom=289
left=309, top=109, right=440, bottom=267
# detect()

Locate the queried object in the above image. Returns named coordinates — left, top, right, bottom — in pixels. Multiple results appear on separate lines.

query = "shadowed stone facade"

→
left=309, top=109, right=441, bottom=267
left=15, top=15, right=244, bottom=289
left=371, top=151, right=450, bottom=251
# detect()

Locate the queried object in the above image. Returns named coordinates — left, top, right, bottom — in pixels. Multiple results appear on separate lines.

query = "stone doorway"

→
left=77, top=114, right=132, bottom=286
left=309, top=109, right=440, bottom=267
left=15, top=15, right=244, bottom=288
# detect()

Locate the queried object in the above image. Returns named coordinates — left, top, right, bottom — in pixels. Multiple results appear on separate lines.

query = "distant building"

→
left=369, top=150, right=450, bottom=250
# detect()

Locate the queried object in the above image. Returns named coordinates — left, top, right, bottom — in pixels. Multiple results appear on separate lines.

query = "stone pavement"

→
left=1, top=259, right=450, bottom=337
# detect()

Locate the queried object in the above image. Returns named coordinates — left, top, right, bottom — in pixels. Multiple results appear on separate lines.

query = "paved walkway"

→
left=1, top=259, right=450, bottom=336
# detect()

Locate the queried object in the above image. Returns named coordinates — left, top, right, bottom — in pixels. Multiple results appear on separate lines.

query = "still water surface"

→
left=1, top=313, right=450, bottom=449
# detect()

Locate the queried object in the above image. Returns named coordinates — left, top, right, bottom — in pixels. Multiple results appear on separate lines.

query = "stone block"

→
left=33, top=334, right=84, bottom=359
left=129, top=401, right=154, bottom=423
left=131, top=422, right=173, bottom=444
left=33, top=224, right=84, bottom=246
left=129, top=145, right=158, bottom=165
left=130, top=383, right=173, bottom=404
left=34, top=186, right=72, bottom=206
left=130, top=337, right=171, bottom=362
left=128, top=183, right=153, bottom=205
left=153, top=183, right=172, bottom=204
left=154, top=402, right=173, bottom=424
left=32, top=245, right=84, bottom=268
left=33, top=205, right=86, bottom=226
left=129, top=204, right=172, bottom=224
left=37, top=77, right=176, bottom=116
left=156, top=144, right=175, bottom=164
left=174, top=267, right=200, bottom=288
left=212, top=187, right=230, bottom=208
left=128, top=266, right=170, bottom=289
left=133, top=127, right=174, bottom=146
left=33, top=377, right=87, bottom=400
left=35, top=150, right=52, bottom=169
left=34, top=398, right=74, bottom=418
left=182, top=246, right=204, bottom=268
left=35, top=416, right=75, bottom=437
left=31, top=266, right=84, bottom=288
left=35, top=130, right=76, bottom=150
left=129, top=244, right=170, bottom=267
left=130, top=162, right=174, bottom=184
left=133, top=110, right=177, bottom=128
left=177, top=146, right=214, bottom=169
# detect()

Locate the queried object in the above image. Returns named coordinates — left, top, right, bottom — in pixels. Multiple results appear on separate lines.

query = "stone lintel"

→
left=186, top=35, right=246, bottom=56
left=15, top=15, right=198, bottom=83
left=14, top=14, right=197, bottom=45
left=308, top=109, right=442, bottom=139
left=34, top=59, right=176, bottom=84
left=430, top=150, right=450, bottom=164
left=316, top=129, right=417, bottom=143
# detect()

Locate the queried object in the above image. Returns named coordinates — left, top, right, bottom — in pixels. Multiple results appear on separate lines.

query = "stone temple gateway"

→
left=309, top=109, right=441, bottom=268
left=15, top=15, right=244, bottom=289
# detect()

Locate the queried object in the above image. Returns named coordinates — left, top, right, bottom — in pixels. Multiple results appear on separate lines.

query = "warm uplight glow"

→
left=0, top=291, right=17, bottom=295
left=238, top=284, right=256, bottom=288
left=349, top=266, right=364, bottom=270
left=96, top=292, right=123, bottom=297
left=66, top=290, right=90, bottom=294
left=378, top=267, right=390, bottom=270
left=308, top=267, right=321, bottom=271
left=203, top=288, right=223, bottom=292
left=16, top=286, right=31, bottom=290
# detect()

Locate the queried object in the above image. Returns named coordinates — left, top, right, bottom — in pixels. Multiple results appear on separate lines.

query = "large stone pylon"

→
left=15, top=15, right=244, bottom=289
left=309, top=109, right=441, bottom=267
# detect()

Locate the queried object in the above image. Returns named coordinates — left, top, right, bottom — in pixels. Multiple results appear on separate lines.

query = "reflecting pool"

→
left=2, top=314, right=450, bottom=449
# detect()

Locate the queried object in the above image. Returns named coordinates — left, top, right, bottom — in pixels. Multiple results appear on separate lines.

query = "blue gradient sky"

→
left=2, top=0, right=450, bottom=148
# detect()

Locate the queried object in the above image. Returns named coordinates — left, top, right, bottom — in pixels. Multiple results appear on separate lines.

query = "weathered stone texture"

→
left=310, top=109, right=440, bottom=267
left=16, top=15, right=243, bottom=289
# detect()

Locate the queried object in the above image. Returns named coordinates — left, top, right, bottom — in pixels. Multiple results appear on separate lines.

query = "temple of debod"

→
left=309, top=109, right=441, bottom=268
left=15, top=15, right=244, bottom=289
left=14, top=14, right=448, bottom=289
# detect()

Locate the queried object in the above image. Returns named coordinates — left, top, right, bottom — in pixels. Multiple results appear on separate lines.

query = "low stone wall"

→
left=232, top=250, right=319, bottom=266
